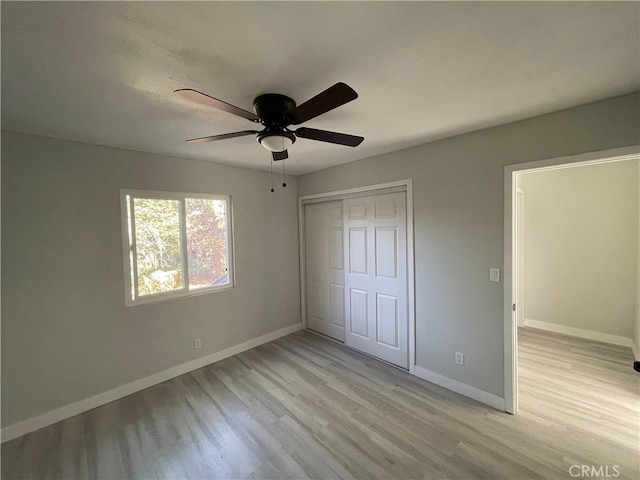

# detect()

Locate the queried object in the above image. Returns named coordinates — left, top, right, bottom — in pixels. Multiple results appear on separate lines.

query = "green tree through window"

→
left=123, top=191, right=232, bottom=305
left=186, top=198, right=228, bottom=289
left=134, top=198, right=183, bottom=296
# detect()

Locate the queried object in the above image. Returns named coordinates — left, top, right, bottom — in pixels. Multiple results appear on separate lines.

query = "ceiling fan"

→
left=175, top=82, right=364, bottom=161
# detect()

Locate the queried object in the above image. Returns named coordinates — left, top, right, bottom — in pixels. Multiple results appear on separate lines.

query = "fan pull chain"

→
left=270, top=156, right=275, bottom=193
left=282, top=159, right=287, bottom=188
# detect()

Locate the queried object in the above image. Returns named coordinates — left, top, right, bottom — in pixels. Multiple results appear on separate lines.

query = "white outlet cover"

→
left=489, top=268, right=501, bottom=282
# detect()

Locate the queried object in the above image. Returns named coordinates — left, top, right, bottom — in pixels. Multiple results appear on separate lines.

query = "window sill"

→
left=124, top=283, right=234, bottom=307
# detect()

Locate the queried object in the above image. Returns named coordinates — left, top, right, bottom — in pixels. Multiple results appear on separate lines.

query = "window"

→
left=121, top=190, right=233, bottom=306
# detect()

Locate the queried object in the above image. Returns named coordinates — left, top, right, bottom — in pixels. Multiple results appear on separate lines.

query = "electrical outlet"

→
left=489, top=268, right=501, bottom=282
left=194, top=338, right=202, bottom=350
left=455, top=352, right=464, bottom=366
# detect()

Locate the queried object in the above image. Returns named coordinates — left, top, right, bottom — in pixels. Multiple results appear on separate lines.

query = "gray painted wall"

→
left=298, top=93, right=640, bottom=397
left=1, top=131, right=301, bottom=427
left=520, top=160, right=638, bottom=338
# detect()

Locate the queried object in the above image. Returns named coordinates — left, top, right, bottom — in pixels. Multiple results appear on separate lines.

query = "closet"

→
left=304, top=191, right=409, bottom=369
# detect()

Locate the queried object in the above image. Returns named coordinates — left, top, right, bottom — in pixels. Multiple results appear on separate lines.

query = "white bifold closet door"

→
left=344, top=192, right=408, bottom=369
left=304, top=201, right=346, bottom=341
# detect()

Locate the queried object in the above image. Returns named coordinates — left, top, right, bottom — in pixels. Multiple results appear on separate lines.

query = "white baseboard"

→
left=1, top=323, right=301, bottom=443
left=413, top=365, right=505, bottom=411
left=523, top=318, right=634, bottom=349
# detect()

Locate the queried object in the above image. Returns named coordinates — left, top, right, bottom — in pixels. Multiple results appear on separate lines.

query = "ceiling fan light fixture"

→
left=258, top=131, right=295, bottom=152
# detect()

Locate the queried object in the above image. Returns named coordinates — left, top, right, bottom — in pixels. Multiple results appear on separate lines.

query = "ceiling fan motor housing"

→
left=253, top=93, right=296, bottom=126
left=253, top=93, right=297, bottom=151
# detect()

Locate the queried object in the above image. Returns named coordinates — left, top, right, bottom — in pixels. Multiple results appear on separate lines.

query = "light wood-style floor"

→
left=2, top=328, right=639, bottom=479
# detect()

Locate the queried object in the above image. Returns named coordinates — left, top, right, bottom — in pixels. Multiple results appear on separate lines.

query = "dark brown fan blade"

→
left=186, top=130, right=258, bottom=144
left=295, top=127, right=364, bottom=147
left=272, top=150, right=288, bottom=161
left=175, top=89, right=260, bottom=122
left=288, top=82, right=358, bottom=125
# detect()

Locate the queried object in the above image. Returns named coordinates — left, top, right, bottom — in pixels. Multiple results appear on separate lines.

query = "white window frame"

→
left=120, top=189, right=234, bottom=307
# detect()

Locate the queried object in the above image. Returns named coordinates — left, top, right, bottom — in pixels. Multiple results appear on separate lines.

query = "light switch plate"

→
left=489, top=268, right=501, bottom=282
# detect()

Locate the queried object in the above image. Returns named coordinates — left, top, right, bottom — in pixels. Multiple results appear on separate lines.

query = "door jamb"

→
left=503, top=146, right=639, bottom=414
left=515, top=187, right=525, bottom=328
left=298, top=179, right=416, bottom=374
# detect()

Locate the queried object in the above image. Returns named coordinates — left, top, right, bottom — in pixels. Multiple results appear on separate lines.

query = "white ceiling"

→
left=2, top=2, right=638, bottom=175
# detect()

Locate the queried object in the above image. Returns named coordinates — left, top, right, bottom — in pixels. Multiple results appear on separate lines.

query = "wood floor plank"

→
left=2, top=328, right=638, bottom=479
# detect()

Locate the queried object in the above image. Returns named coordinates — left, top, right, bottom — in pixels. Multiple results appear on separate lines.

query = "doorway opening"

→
left=504, top=146, right=639, bottom=414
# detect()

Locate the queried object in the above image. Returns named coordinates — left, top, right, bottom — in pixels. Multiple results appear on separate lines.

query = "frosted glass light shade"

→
left=260, top=135, right=293, bottom=152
